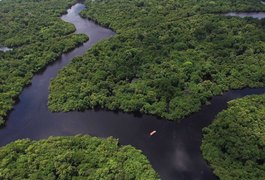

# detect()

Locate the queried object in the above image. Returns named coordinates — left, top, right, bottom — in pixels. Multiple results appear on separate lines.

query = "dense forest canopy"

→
left=0, top=135, right=158, bottom=179
left=0, top=0, right=88, bottom=125
left=49, top=0, right=265, bottom=120
left=201, top=95, right=265, bottom=179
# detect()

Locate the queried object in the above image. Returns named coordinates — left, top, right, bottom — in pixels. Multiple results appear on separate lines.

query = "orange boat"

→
left=149, top=130, right=157, bottom=136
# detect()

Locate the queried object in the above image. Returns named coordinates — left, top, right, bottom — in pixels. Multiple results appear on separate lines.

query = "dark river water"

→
left=1, top=3, right=265, bottom=180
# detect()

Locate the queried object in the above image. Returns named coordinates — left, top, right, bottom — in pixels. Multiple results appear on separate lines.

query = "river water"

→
left=224, top=12, right=265, bottom=19
left=0, top=3, right=265, bottom=180
left=0, top=46, right=12, bottom=52
left=223, top=1, right=265, bottom=19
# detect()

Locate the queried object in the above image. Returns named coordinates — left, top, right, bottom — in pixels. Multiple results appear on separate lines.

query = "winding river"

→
left=224, top=12, right=265, bottom=19
left=1, top=3, right=265, bottom=180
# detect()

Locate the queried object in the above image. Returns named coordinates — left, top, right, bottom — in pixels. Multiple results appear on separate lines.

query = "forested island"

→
left=49, top=0, right=265, bottom=120
left=201, top=95, right=265, bottom=180
left=0, top=0, right=88, bottom=125
left=0, top=135, right=158, bottom=179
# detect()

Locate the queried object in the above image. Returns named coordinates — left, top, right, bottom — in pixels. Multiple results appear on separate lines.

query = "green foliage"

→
left=49, top=0, right=265, bottom=120
left=195, top=0, right=265, bottom=13
left=0, top=0, right=88, bottom=124
left=201, top=94, right=265, bottom=180
left=0, top=135, right=158, bottom=180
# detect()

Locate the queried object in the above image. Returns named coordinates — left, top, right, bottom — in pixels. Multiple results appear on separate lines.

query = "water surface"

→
left=224, top=12, right=265, bottom=19
left=0, top=46, right=12, bottom=52
left=224, top=0, right=265, bottom=19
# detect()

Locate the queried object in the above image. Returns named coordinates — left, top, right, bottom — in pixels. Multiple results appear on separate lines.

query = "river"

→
left=0, top=3, right=265, bottom=180
left=224, top=12, right=265, bottom=19
left=0, top=46, right=12, bottom=52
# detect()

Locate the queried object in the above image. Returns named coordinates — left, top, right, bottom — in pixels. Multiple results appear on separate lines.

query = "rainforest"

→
left=49, top=0, right=265, bottom=120
left=0, top=0, right=264, bottom=180
left=0, top=135, right=158, bottom=179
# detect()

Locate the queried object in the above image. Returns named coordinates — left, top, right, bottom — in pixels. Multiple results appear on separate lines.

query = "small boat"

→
left=149, top=130, right=157, bottom=136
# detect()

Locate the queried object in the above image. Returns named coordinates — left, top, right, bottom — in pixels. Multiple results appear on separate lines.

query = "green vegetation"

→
left=0, top=135, right=158, bottom=179
left=201, top=94, right=265, bottom=180
left=49, top=0, right=265, bottom=120
left=0, top=0, right=88, bottom=125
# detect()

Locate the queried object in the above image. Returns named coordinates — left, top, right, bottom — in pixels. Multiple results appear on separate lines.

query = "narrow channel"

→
left=0, top=3, right=265, bottom=180
left=0, top=46, right=12, bottom=52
